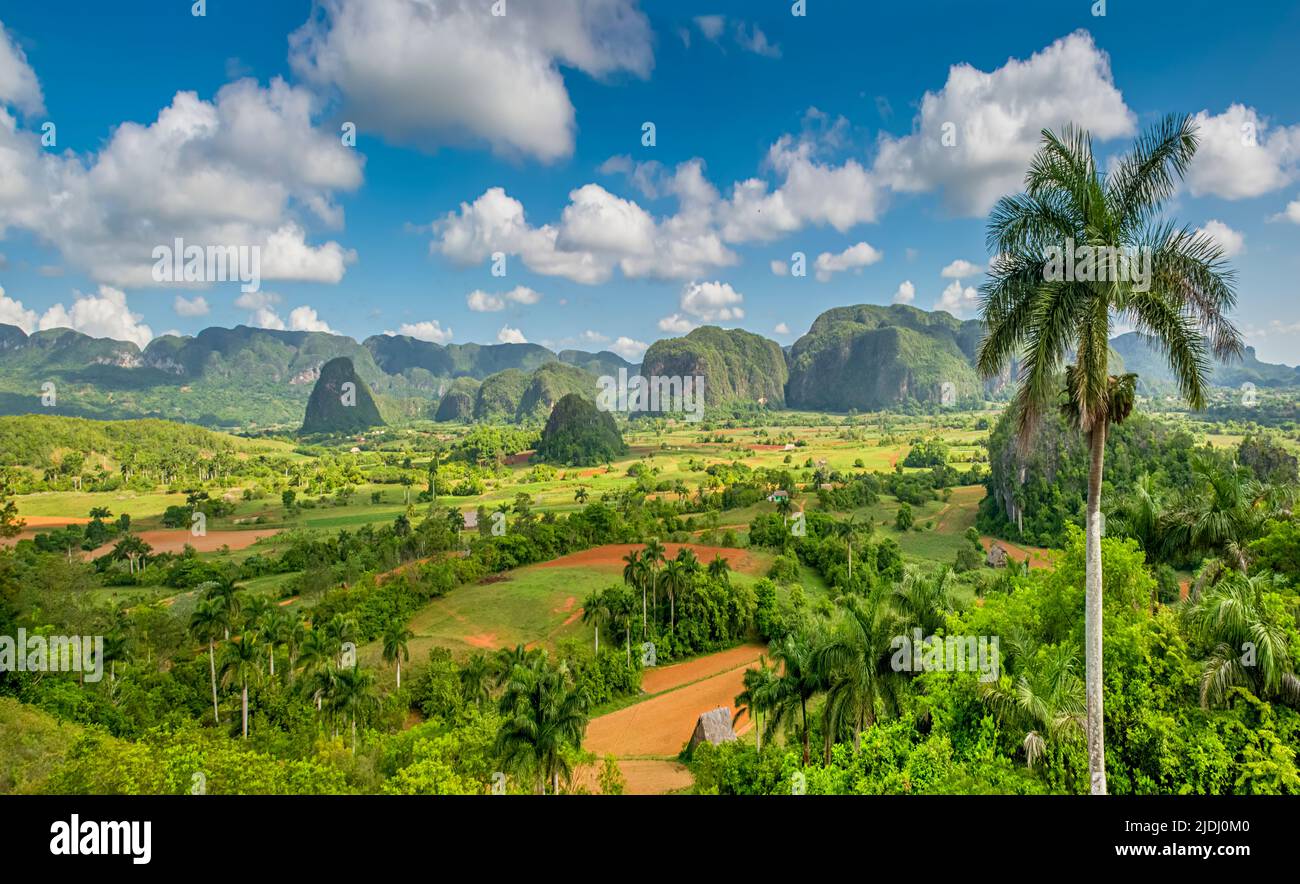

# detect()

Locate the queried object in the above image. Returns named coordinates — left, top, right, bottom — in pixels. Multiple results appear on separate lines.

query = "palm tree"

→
left=381, top=620, right=414, bottom=688
left=199, top=577, right=240, bottom=639
left=1184, top=570, right=1300, bottom=709
left=581, top=589, right=611, bottom=653
left=188, top=598, right=224, bottom=724
left=707, top=554, right=731, bottom=585
left=574, top=486, right=589, bottom=505
left=816, top=592, right=905, bottom=756
left=495, top=655, right=590, bottom=794
left=643, top=539, right=666, bottom=623
left=981, top=642, right=1086, bottom=769
left=1165, top=455, right=1287, bottom=572
left=734, top=657, right=777, bottom=752
left=622, top=549, right=648, bottom=638
left=220, top=634, right=262, bottom=739
left=460, top=652, right=494, bottom=708
left=976, top=114, right=1243, bottom=793
left=891, top=566, right=952, bottom=637
left=835, top=516, right=858, bottom=583
left=332, top=665, right=378, bottom=752
left=765, top=626, right=824, bottom=766
left=660, top=559, right=688, bottom=633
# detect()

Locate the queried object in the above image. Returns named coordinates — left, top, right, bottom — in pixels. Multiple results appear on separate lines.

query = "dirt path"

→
left=582, top=642, right=766, bottom=793
left=980, top=536, right=1054, bottom=569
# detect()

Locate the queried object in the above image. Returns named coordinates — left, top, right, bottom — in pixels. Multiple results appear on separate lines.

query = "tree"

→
left=332, top=665, right=378, bottom=752
left=981, top=642, right=1085, bottom=769
left=111, top=534, right=152, bottom=575
left=816, top=592, right=904, bottom=757
left=189, top=598, right=225, bottom=724
left=643, top=538, right=666, bottom=624
left=835, top=516, right=858, bottom=582
left=574, top=486, right=589, bottom=505
left=220, top=634, right=262, bottom=739
left=894, top=503, right=913, bottom=532
left=707, top=554, right=732, bottom=585
left=495, top=655, right=589, bottom=794
left=660, top=559, right=688, bottom=633
left=460, top=652, right=494, bottom=709
left=622, top=549, right=647, bottom=638
left=765, top=626, right=824, bottom=766
left=734, top=656, right=777, bottom=753
left=581, top=589, right=611, bottom=653
left=977, top=115, right=1242, bottom=794
left=381, top=620, right=414, bottom=688
left=1185, top=570, right=1300, bottom=710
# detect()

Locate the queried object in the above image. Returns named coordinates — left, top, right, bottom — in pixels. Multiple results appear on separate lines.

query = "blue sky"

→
left=0, top=0, right=1298, bottom=363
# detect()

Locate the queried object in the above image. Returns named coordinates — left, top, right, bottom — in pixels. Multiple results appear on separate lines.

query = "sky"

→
left=0, top=0, right=1298, bottom=364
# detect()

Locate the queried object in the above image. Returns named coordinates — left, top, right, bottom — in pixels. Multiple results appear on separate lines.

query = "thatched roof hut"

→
left=986, top=542, right=1009, bottom=568
left=688, top=707, right=737, bottom=753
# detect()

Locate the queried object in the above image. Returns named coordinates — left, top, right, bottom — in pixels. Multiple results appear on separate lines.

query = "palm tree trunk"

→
left=594, top=625, right=599, bottom=654
left=800, top=697, right=810, bottom=766
left=1085, top=422, right=1108, bottom=795
left=641, top=586, right=647, bottom=638
left=241, top=683, right=249, bottom=739
left=396, top=659, right=402, bottom=689
left=208, top=641, right=220, bottom=723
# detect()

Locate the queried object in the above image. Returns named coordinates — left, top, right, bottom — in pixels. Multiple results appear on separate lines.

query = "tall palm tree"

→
left=581, top=589, right=612, bottom=653
left=707, top=554, right=731, bottom=585
left=381, top=620, right=414, bottom=688
left=495, top=655, right=590, bottom=794
left=460, top=652, right=494, bottom=709
left=977, top=115, right=1242, bottom=793
left=1184, top=570, right=1300, bottom=709
left=891, top=566, right=953, bottom=637
left=332, top=665, right=378, bottom=752
left=220, top=635, right=261, bottom=739
left=199, top=577, right=241, bottom=640
left=643, top=539, right=666, bottom=623
left=660, top=560, right=688, bottom=633
left=835, top=516, right=858, bottom=583
left=622, top=549, right=647, bottom=638
left=188, top=598, right=224, bottom=724
left=734, top=656, right=777, bottom=753
left=816, top=592, right=905, bottom=756
left=765, top=627, right=824, bottom=766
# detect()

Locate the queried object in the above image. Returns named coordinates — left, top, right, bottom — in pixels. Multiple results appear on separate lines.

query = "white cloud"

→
left=814, top=241, right=883, bottom=282
left=235, top=290, right=280, bottom=311
left=940, top=259, right=984, bottom=279
left=287, top=305, right=333, bottom=333
left=658, top=314, right=696, bottom=334
left=467, top=290, right=505, bottom=312
left=892, top=280, right=916, bottom=304
left=0, top=22, right=44, bottom=116
left=935, top=280, right=979, bottom=318
left=734, top=22, right=780, bottom=58
left=1277, top=195, right=1300, bottom=224
left=289, top=0, right=652, bottom=163
left=1196, top=220, right=1245, bottom=258
left=770, top=259, right=789, bottom=276
left=610, top=336, right=647, bottom=360
left=497, top=325, right=527, bottom=344
left=173, top=294, right=210, bottom=317
left=1186, top=105, right=1300, bottom=200
left=679, top=280, right=744, bottom=322
left=873, top=31, right=1136, bottom=216
left=391, top=320, right=453, bottom=344
left=37, top=286, right=154, bottom=348
left=249, top=307, right=286, bottom=330
left=0, top=74, right=363, bottom=288
left=0, top=286, right=38, bottom=331
left=774, top=322, right=791, bottom=335
left=693, top=15, right=726, bottom=41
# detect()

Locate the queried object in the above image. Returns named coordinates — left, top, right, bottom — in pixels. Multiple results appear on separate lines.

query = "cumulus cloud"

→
left=774, top=322, right=791, bottom=335
left=390, top=320, right=453, bottom=344
left=497, top=325, right=527, bottom=344
left=892, top=280, right=916, bottom=304
left=1196, top=220, right=1245, bottom=258
left=173, top=294, right=210, bottom=317
left=289, top=0, right=653, bottom=163
left=467, top=285, right=541, bottom=312
left=1186, top=105, right=1300, bottom=199
left=657, top=314, right=696, bottom=334
left=286, top=305, right=333, bottom=333
left=0, top=23, right=43, bottom=115
left=814, top=241, right=883, bottom=281
left=935, top=280, right=979, bottom=318
left=770, top=259, right=789, bottom=276
left=36, top=286, right=154, bottom=348
left=679, top=280, right=744, bottom=322
left=941, top=259, right=984, bottom=279
left=0, top=285, right=38, bottom=330
left=1277, top=195, right=1300, bottom=224
left=0, top=72, right=363, bottom=289
left=610, top=336, right=647, bottom=360
left=873, top=31, right=1136, bottom=216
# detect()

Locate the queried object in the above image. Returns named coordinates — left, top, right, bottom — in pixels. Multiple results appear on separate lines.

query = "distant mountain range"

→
left=1, top=305, right=1292, bottom=428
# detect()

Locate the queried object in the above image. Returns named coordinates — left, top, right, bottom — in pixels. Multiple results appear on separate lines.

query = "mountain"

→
left=557, top=349, right=637, bottom=378
left=432, top=377, right=480, bottom=422
left=640, top=326, right=788, bottom=407
left=534, top=393, right=626, bottom=466
left=515, top=362, right=597, bottom=422
left=473, top=369, right=531, bottom=422
left=1109, top=332, right=1300, bottom=393
left=785, top=304, right=986, bottom=411
left=300, top=357, right=385, bottom=435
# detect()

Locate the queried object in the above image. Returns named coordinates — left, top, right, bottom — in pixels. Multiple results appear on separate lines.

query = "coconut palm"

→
left=220, top=634, right=262, bottom=739
left=188, top=598, right=225, bottom=724
left=495, top=655, right=590, bottom=794
left=381, top=619, right=414, bottom=688
left=707, top=554, right=732, bottom=585
left=976, top=115, right=1243, bottom=793
left=1184, top=570, right=1300, bottom=709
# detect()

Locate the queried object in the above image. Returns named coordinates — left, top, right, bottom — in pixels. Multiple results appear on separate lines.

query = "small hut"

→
left=986, top=542, right=1009, bottom=568
left=688, top=707, right=738, bottom=753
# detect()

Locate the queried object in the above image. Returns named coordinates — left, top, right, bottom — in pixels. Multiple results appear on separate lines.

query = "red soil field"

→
left=537, top=542, right=758, bottom=574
